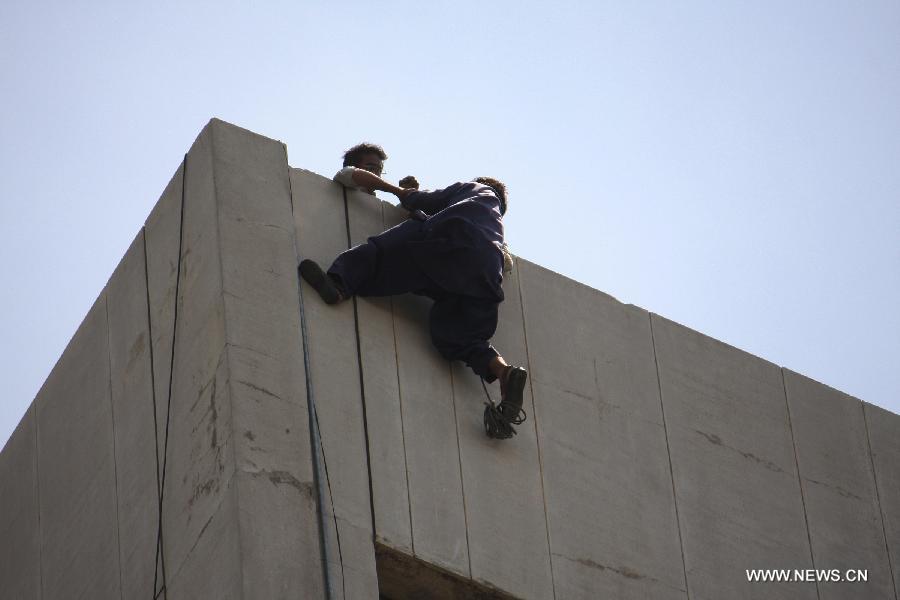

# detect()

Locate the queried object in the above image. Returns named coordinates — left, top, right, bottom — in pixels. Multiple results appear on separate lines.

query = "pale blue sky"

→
left=2, top=0, right=898, bottom=448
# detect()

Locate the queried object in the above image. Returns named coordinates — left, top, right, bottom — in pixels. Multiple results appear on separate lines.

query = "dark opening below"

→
left=375, top=542, right=523, bottom=600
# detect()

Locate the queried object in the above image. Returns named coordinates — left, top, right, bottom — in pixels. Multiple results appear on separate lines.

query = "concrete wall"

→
left=1, top=119, right=897, bottom=600
left=1, top=120, right=324, bottom=599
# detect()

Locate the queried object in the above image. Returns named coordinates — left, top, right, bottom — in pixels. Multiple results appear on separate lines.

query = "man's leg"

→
left=325, top=242, right=377, bottom=297
left=428, top=295, right=528, bottom=438
left=428, top=295, right=501, bottom=379
left=301, top=219, right=427, bottom=302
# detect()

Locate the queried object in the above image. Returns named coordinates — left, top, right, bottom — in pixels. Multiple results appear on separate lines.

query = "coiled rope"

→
left=481, top=377, right=526, bottom=439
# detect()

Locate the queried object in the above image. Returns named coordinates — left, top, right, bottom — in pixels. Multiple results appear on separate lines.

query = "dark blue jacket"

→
left=400, top=181, right=505, bottom=301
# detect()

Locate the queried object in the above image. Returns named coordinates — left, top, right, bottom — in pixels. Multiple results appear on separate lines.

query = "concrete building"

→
left=1, top=119, right=898, bottom=599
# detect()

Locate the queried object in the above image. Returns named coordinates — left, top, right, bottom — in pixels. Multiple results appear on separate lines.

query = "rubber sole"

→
left=299, top=259, right=342, bottom=304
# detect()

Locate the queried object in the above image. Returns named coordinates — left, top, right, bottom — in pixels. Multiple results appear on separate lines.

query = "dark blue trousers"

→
left=327, top=220, right=501, bottom=382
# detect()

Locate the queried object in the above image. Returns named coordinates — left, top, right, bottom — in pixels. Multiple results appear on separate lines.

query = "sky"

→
left=1, top=1, right=898, bottom=449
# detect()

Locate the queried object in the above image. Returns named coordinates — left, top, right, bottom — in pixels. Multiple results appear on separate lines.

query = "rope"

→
left=289, top=167, right=335, bottom=600
left=151, top=154, right=187, bottom=600
left=481, top=377, right=526, bottom=439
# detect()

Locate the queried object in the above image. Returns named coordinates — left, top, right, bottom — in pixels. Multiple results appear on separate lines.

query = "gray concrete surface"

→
left=865, top=402, right=900, bottom=598
left=521, top=262, right=686, bottom=600
left=3, top=119, right=899, bottom=600
left=374, top=199, right=470, bottom=577
left=0, top=406, right=40, bottom=598
left=347, top=190, right=414, bottom=555
left=158, top=122, right=240, bottom=597
left=143, top=158, right=186, bottom=597
left=36, top=295, right=121, bottom=599
left=784, top=369, right=895, bottom=599
left=165, top=479, right=243, bottom=600
left=212, top=120, right=323, bottom=598
left=451, top=260, right=554, bottom=600
left=652, top=314, right=816, bottom=600
left=106, top=231, right=159, bottom=599
left=144, top=161, right=184, bottom=488
left=291, top=167, right=378, bottom=599
left=390, top=283, right=470, bottom=576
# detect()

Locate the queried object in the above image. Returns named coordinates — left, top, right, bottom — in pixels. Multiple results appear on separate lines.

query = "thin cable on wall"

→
left=289, top=166, right=335, bottom=600
left=152, top=154, right=187, bottom=600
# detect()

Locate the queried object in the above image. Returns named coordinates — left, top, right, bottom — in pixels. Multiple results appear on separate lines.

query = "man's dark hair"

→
left=343, top=143, right=388, bottom=167
left=474, top=177, right=508, bottom=215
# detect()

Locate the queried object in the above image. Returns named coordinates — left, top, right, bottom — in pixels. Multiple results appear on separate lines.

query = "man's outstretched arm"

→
left=346, top=168, right=415, bottom=201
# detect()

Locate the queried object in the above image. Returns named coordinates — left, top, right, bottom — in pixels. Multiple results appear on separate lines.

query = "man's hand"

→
left=396, top=187, right=416, bottom=201
left=399, top=175, right=420, bottom=189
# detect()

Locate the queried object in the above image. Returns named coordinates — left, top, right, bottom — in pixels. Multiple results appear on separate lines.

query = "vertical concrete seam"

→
left=862, top=402, right=899, bottom=599
left=33, top=405, right=45, bottom=600
left=388, top=294, right=416, bottom=553
left=154, top=153, right=187, bottom=600
left=209, top=125, right=248, bottom=598
left=288, top=164, right=335, bottom=599
left=781, top=368, right=821, bottom=600
left=342, top=189, right=379, bottom=543
left=142, top=224, right=168, bottom=599
left=104, top=296, right=125, bottom=600
left=382, top=202, right=415, bottom=553
left=449, top=367, right=473, bottom=577
left=648, top=314, right=691, bottom=598
left=515, top=262, right=558, bottom=600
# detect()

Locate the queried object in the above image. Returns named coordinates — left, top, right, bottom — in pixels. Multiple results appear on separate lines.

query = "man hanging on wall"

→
left=301, top=165, right=527, bottom=439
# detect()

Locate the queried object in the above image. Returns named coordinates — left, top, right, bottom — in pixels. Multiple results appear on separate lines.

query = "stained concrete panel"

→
left=291, top=168, right=350, bottom=599
left=864, top=402, right=900, bottom=598
left=291, top=168, right=378, bottom=598
left=166, top=478, right=244, bottom=599
left=520, top=262, right=686, bottom=600
left=159, top=124, right=240, bottom=591
left=377, top=202, right=470, bottom=576
left=0, top=407, right=40, bottom=599
left=784, top=370, right=895, bottom=599
left=207, top=120, right=324, bottom=597
left=36, top=295, right=121, bottom=599
left=393, top=292, right=469, bottom=575
left=652, top=314, right=815, bottom=600
left=392, top=314, right=470, bottom=570
left=143, top=160, right=184, bottom=596
left=346, top=189, right=414, bottom=553
left=450, top=261, right=554, bottom=600
left=144, top=161, right=185, bottom=477
left=106, top=231, right=159, bottom=599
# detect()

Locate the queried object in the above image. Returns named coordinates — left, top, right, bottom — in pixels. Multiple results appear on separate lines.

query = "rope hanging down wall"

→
left=289, top=165, right=336, bottom=600
left=151, top=154, right=187, bottom=600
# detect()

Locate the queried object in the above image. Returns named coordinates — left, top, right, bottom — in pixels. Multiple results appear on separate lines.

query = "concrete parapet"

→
left=1, top=118, right=897, bottom=599
left=785, top=369, right=895, bottom=599
left=652, top=314, right=815, bottom=600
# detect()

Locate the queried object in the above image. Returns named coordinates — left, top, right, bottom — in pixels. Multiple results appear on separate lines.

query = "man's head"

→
left=474, top=177, right=508, bottom=215
left=343, top=142, right=387, bottom=175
